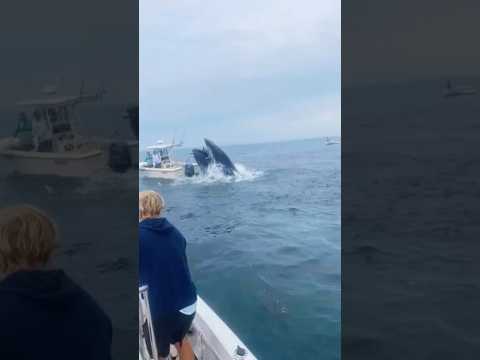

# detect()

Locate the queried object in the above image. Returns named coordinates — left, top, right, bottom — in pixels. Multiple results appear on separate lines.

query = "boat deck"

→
left=140, top=294, right=257, bottom=360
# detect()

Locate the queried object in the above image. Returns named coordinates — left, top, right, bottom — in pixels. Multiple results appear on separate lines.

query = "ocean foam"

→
left=174, top=163, right=263, bottom=185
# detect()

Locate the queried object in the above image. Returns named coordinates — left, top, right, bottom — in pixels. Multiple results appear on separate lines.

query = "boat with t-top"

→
left=139, top=140, right=186, bottom=179
left=0, top=89, right=105, bottom=177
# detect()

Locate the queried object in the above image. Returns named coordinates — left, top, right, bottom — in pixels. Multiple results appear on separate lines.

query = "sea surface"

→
left=140, top=138, right=341, bottom=360
left=342, top=79, right=480, bottom=358
left=0, top=101, right=339, bottom=359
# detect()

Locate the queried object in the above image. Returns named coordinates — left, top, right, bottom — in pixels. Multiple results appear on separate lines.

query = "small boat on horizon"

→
left=325, top=137, right=340, bottom=145
left=443, top=80, right=477, bottom=98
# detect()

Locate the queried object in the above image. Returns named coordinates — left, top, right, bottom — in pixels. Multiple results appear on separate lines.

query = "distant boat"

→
left=443, top=80, right=477, bottom=98
left=325, top=137, right=340, bottom=145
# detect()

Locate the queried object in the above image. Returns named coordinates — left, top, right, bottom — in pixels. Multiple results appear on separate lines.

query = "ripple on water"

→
left=139, top=139, right=340, bottom=360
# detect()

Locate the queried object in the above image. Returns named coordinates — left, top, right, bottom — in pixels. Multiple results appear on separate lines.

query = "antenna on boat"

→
left=179, top=129, right=186, bottom=146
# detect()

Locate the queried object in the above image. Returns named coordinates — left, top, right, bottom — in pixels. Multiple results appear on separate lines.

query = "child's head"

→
left=139, top=190, right=165, bottom=221
left=0, top=205, right=57, bottom=274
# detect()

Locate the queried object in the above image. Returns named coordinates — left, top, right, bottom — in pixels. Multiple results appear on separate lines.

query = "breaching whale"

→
left=192, top=139, right=237, bottom=176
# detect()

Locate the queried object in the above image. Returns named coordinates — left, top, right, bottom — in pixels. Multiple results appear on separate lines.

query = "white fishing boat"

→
left=0, top=91, right=105, bottom=177
left=443, top=80, right=477, bottom=98
left=139, top=141, right=185, bottom=179
left=139, top=286, right=257, bottom=360
left=325, top=137, right=340, bottom=145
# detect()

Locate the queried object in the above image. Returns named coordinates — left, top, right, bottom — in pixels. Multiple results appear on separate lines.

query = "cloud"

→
left=240, top=95, right=341, bottom=143
left=140, top=0, right=340, bottom=146
left=141, top=0, right=339, bottom=81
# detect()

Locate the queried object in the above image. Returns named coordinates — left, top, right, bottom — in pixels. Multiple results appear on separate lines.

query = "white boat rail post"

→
left=139, top=285, right=158, bottom=360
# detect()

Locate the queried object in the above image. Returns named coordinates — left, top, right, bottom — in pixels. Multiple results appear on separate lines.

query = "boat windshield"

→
left=144, top=151, right=153, bottom=165
left=15, top=112, right=32, bottom=136
left=154, top=148, right=172, bottom=163
left=144, top=147, right=174, bottom=167
left=49, top=106, right=72, bottom=134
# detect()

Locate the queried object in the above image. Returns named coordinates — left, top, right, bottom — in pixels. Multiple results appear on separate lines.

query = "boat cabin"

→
left=13, top=92, right=101, bottom=153
left=143, top=141, right=178, bottom=168
left=13, top=96, right=83, bottom=153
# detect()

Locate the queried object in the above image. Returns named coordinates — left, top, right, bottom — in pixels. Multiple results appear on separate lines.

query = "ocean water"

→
left=140, top=138, right=340, bottom=360
left=342, top=80, right=480, bottom=358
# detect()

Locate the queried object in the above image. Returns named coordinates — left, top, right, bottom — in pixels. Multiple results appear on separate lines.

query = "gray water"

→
left=140, top=138, right=341, bottom=360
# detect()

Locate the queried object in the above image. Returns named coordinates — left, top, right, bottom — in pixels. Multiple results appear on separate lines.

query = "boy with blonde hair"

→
left=0, top=205, right=112, bottom=359
left=139, top=191, right=197, bottom=360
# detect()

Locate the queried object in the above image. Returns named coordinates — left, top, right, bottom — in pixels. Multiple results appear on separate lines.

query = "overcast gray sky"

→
left=0, top=0, right=137, bottom=106
left=343, top=1, right=480, bottom=87
left=140, top=0, right=340, bottom=147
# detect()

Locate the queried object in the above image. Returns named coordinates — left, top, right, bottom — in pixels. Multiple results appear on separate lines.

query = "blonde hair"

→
left=0, top=205, right=57, bottom=273
left=139, top=191, right=165, bottom=220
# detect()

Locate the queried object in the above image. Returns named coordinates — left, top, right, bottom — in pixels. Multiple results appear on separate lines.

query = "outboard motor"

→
left=109, top=142, right=131, bottom=173
left=184, top=163, right=195, bottom=177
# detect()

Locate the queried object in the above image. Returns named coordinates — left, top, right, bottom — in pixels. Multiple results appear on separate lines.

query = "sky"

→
left=343, top=1, right=480, bottom=87
left=1, top=0, right=137, bottom=106
left=140, top=0, right=340, bottom=147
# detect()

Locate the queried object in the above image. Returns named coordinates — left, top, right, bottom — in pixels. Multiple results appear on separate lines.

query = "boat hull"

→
left=139, top=164, right=184, bottom=179
left=139, top=293, right=257, bottom=360
left=0, top=149, right=105, bottom=177
left=189, top=297, right=257, bottom=360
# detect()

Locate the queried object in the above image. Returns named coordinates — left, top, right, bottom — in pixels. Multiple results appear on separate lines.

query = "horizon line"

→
left=139, top=135, right=340, bottom=151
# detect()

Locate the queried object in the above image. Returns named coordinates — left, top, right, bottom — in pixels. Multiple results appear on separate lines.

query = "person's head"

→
left=139, top=190, right=165, bottom=221
left=0, top=205, right=57, bottom=274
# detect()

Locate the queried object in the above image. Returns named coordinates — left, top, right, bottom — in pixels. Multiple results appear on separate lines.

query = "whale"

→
left=192, top=147, right=212, bottom=174
left=192, top=139, right=237, bottom=176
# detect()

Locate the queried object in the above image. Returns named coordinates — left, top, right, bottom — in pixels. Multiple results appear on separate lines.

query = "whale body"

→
left=192, top=139, right=237, bottom=176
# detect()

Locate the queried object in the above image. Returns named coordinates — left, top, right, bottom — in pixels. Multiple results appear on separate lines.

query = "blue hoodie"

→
left=139, top=217, right=197, bottom=318
left=0, top=270, right=112, bottom=359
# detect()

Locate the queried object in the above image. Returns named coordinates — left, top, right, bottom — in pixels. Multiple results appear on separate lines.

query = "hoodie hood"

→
left=140, top=217, right=173, bottom=234
left=0, top=269, right=81, bottom=306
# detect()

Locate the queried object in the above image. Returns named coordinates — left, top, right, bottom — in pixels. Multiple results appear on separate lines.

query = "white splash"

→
left=174, top=163, right=263, bottom=185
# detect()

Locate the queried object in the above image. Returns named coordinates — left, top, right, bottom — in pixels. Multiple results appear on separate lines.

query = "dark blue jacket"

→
left=0, top=270, right=112, bottom=359
left=139, top=217, right=197, bottom=318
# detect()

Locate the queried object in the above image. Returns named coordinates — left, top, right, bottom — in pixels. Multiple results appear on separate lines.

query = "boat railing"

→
left=139, top=285, right=158, bottom=360
left=139, top=286, right=257, bottom=360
